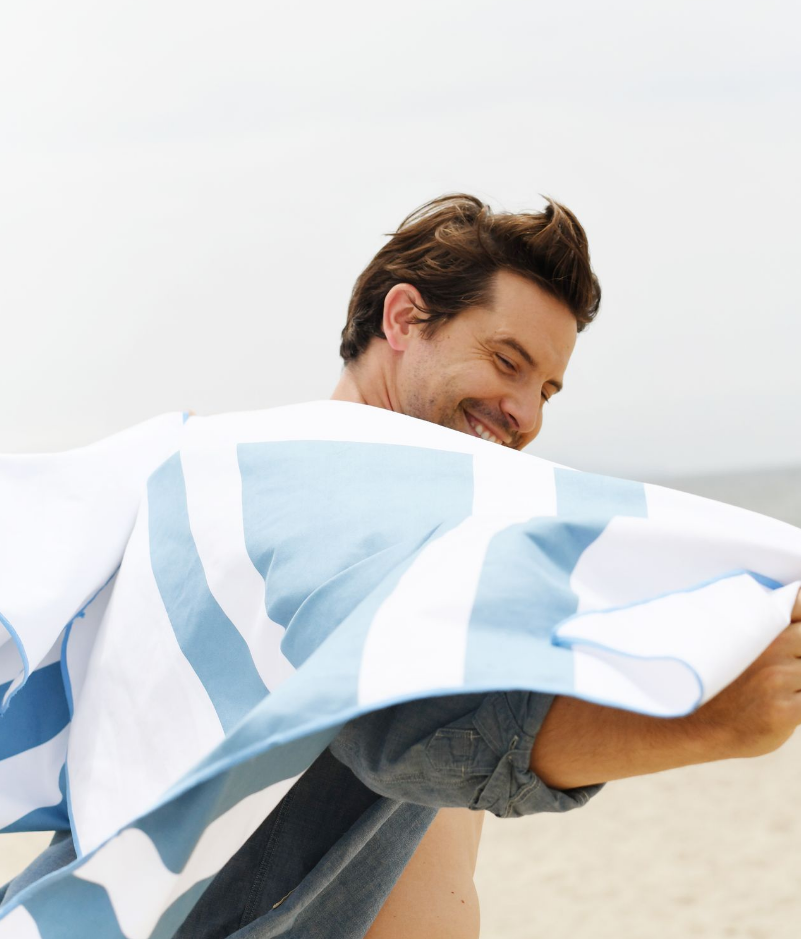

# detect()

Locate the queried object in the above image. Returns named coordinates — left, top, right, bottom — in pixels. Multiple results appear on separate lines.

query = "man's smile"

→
left=462, top=408, right=509, bottom=446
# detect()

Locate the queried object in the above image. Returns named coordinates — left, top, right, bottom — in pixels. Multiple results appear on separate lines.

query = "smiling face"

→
left=387, top=269, right=578, bottom=450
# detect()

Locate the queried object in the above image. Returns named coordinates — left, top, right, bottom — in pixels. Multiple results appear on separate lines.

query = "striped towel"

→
left=1, top=400, right=799, bottom=938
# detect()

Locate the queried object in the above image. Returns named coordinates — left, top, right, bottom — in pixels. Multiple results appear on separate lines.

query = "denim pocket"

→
left=424, top=726, right=498, bottom=779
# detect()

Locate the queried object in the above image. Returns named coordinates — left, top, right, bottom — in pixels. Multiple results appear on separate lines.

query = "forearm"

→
left=533, top=593, right=801, bottom=791
left=529, top=694, right=728, bottom=790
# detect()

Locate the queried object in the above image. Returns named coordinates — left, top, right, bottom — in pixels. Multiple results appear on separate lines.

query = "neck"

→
left=330, top=351, right=397, bottom=413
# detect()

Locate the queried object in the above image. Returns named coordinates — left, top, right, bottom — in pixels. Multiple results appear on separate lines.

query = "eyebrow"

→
left=496, top=337, right=563, bottom=393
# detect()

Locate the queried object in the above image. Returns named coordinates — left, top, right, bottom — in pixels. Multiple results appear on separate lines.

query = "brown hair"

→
left=339, top=193, right=601, bottom=364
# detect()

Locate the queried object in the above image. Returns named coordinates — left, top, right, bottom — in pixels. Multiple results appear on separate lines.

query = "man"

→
left=332, top=192, right=801, bottom=781
left=200, top=191, right=801, bottom=938
left=6, top=194, right=801, bottom=939
left=327, top=192, right=801, bottom=936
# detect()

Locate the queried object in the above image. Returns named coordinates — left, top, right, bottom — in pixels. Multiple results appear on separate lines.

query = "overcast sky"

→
left=1, top=0, right=799, bottom=477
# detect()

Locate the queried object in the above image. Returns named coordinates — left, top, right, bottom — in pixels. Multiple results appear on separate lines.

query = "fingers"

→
left=792, top=585, right=801, bottom=624
left=747, top=622, right=801, bottom=676
left=766, top=620, right=801, bottom=658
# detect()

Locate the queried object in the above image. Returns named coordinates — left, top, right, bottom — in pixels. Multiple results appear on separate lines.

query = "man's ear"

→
left=382, top=283, right=425, bottom=353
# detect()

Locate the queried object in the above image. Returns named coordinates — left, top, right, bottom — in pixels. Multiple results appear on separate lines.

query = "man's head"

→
left=335, top=194, right=600, bottom=450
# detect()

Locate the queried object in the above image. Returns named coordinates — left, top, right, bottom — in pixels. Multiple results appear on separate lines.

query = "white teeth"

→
left=468, top=415, right=502, bottom=445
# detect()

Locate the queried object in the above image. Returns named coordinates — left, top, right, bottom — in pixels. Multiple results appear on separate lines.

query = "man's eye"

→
left=496, top=355, right=515, bottom=372
left=541, top=393, right=551, bottom=404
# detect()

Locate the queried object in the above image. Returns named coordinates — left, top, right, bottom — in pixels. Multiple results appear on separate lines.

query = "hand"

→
left=688, top=586, right=801, bottom=759
left=530, top=588, right=801, bottom=789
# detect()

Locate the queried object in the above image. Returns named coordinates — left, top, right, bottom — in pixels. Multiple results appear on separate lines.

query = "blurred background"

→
left=1, top=1, right=800, bottom=936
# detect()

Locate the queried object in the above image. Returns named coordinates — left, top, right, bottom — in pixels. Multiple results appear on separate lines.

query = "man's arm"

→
left=530, top=588, right=801, bottom=790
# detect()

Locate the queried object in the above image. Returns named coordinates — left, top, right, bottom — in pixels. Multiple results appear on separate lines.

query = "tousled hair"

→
left=339, top=193, right=600, bottom=364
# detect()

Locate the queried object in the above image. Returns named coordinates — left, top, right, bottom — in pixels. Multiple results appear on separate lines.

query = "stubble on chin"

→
left=399, top=359, right=467, bottom=433
left=403, top=392, right=466, bottom=435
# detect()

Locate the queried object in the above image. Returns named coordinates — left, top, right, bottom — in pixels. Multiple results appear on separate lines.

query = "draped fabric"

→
left=1, top=400, right=799, bottom=938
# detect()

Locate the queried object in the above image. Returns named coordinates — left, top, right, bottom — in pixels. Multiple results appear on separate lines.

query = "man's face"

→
left=393, top=269, right=578, bottom=450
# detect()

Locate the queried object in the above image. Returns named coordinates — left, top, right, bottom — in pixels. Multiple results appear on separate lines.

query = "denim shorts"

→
left=2, top=691, right=603, bottom=938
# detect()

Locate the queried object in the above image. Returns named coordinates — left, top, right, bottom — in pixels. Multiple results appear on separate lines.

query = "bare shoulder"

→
left=364, top=808, right=484, bottom=939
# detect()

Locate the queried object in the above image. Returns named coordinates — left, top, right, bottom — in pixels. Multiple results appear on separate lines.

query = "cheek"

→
left=402, top=351, right=437, bottom=394
left=530, top=408, right=546, bottom=441
left=457, top=360, right=499, bottom=392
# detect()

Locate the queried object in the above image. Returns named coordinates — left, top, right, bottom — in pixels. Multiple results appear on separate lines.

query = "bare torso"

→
left=364, top=808, right=484, bottom=939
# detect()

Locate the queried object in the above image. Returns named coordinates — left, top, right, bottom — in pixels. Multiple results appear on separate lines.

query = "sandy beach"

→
left=2, top=731, right=800, bottom=937
left=475, top=730, right=801, bottom=938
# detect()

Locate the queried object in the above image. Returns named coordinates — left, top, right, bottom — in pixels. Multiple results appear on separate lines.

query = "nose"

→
left=500, top=390, right=542, bottom=443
